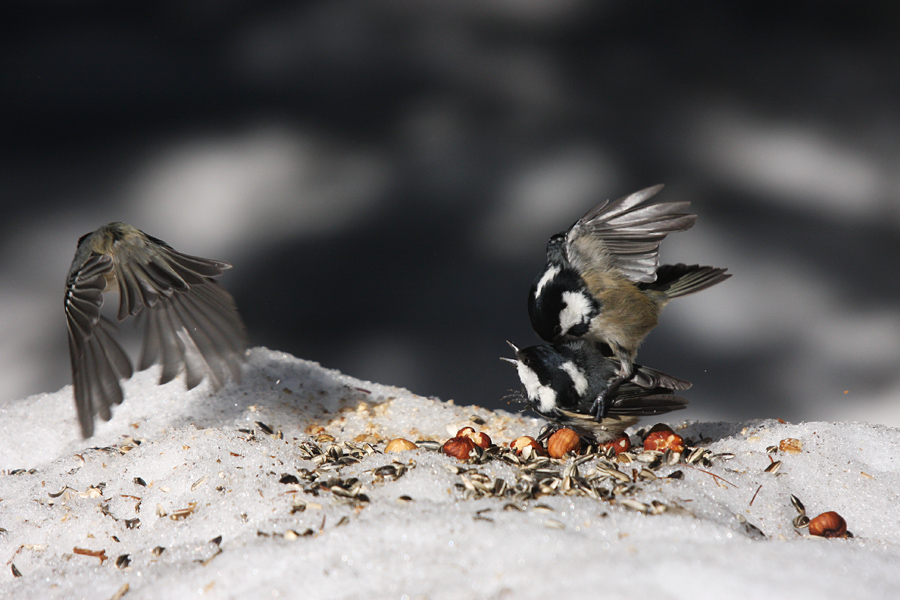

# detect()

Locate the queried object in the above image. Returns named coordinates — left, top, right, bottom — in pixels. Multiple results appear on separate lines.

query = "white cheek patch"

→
left=559, top=291, right=592, bottom=335
left=560, top=360, right=588, bottom=396
left=534, top=266, right=561, bottom=299
left=515, top=362, right=558, bottom=413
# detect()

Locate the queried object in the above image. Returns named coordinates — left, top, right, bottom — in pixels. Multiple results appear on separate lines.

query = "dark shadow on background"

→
left=3, top=1, right=900, bottom=424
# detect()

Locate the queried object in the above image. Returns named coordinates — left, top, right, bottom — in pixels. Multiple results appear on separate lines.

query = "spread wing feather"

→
left=66, top=224, right=246, bottom=437
left=565, top=185, right=698, bottom=283
left=65, top=251, right=134, bottom=437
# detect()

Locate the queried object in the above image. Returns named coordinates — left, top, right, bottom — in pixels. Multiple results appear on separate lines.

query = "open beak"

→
left=500, top=340, right=521, bottom=365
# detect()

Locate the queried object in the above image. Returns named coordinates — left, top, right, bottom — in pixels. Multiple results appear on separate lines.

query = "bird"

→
left=527, top=184, right=729, bottom=418
left=502, top=339, right=689, bottom=443
left=64, top=222, right=247, bottom=437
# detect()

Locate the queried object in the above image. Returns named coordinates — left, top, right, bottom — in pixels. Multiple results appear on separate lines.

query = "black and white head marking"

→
left=558, top=290, right=595, bottom=338
left=533, top=265, right=561, bottom=300
left=529, top=267, right=599, bottom=342
left=505, top=343, right=592, bottom=414
left=558, top=358, right=589, bottom=397
left=514, top=357, right=558, bottom=413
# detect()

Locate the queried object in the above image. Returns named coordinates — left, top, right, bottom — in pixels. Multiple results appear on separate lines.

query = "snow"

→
left=1, top=347, right=899, bottom=600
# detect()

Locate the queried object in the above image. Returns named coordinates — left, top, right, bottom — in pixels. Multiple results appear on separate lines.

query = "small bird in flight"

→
left=64, top=223, right=246, bottom=437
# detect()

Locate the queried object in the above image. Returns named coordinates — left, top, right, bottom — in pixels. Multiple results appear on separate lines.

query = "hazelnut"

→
left=643, top=430, right=684, bottom=452
left=457, top=427, right=492, bottom=449
left=384, top=438, right=418, bottom=453
left=442, top=436, right=476, bottom=460
left=779, top=438, right=803, bottom=455
left=808, top=511, right=847, bottom=538
left=546, top=428, right=582, bottom=458
left=510, top=436, right=543, bottom=456
left=469, top=432, right=492, bottom=449
left=601, top=434, right=632, bottom=455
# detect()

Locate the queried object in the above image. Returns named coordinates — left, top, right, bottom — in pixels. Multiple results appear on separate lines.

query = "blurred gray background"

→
left=3, top=1, right=900, bottom=427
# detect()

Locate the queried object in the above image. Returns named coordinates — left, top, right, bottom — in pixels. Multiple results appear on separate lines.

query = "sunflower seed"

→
left=638, top=468, right=657, bottom=481
left=416, top=440, right=442, bottom=452
left=686, top=447, right=709, bottom=464
left=543, top=519, right=565, bottom=529
left=618, top=498, right=649, bottom=513
left=649, top=500, right=668, bottom=515
left=635, top=451, right=662, bottom=463
left=792, top=514, right=810, bottom=529
left=764, top=461, right=782, bottom=474
left=594, top=466, right=631, bottom=483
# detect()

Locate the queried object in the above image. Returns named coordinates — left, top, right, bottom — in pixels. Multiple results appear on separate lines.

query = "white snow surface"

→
left=1, top=347, right=899, bottom=600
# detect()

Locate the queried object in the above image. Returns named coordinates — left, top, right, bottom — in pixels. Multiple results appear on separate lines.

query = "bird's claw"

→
left=592, top=373, right=631, bottom=420
left=590, top=392, right=610, bottom=420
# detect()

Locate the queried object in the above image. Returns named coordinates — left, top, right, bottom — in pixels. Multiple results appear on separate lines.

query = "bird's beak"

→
left=500, top=340, right=521, bottom=365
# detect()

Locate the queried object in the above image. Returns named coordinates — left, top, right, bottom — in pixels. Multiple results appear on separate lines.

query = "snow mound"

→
left=1, top=348, right=898, bottom=599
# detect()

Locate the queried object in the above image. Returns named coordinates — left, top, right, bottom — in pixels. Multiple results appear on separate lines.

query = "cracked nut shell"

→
left=510, top=436, right=543, bottom=456
left=602, top=435, right=632, bottom=455
left=643, top=430, right=684, bottom=452
left=457, top=427, right=492, bottom=449
left=779, top=438, right=803, bottom=454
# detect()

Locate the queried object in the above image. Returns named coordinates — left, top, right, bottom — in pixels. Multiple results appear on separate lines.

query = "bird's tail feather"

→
left=606, top=392, right=688, bottom=417
left=641, top=263, right=730, bottom=299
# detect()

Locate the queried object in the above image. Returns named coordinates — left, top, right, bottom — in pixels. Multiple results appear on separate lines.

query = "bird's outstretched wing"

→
left=66, top=225, right=246, bottom=437
left=65, top=251, right=134, bottom=437
left=565, top=185, right=697, bottom=283
left=111, top=231, right=246, bottom=390
left=111, top=232, right=231, bottom=319
left=138, top=278, right=246, bottom=391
